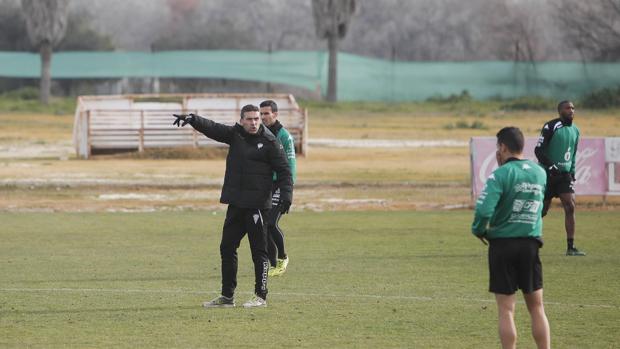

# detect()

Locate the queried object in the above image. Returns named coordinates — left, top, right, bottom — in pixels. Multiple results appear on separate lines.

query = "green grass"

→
left=0, top=88, right=75, bottom=115
left=1, top=98, right=618, bottom=145
left=1, top=211, right=618, bottom=348
left=300, top=100, right=620, bottom=140
left=299, top=97, right=506, bottom=116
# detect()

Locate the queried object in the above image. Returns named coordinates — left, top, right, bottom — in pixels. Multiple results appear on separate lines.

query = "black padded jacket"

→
left=190, top=115, right=293, bottom=209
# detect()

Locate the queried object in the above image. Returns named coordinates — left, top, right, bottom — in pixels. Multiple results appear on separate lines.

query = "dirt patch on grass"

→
left=1, top=107, right=619, bottom=212
left=2, top=181, right=617, bottom=213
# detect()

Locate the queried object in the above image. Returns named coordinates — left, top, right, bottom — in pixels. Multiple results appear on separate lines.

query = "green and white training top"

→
left=534, top=117, right=580, bottom=174
left=267, top=120, right=297, bottom=184
left=472, top=158, right=547, bottom=240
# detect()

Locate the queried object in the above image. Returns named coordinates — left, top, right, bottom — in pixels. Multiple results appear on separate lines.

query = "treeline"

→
left=2, top=0, right=619, bottom=61
left=1, top=0, right=619, bottom=102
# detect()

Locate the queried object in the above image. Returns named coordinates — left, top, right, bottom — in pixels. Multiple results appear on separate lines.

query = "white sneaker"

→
left=203, top=295, right=235, bottom=308
left=243, top=295, right=267, bottom=308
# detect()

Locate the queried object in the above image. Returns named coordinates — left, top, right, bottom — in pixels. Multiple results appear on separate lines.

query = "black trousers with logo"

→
left=220, top=205, right=270, bottom=300
left=267, top=186, right=287, bottom=266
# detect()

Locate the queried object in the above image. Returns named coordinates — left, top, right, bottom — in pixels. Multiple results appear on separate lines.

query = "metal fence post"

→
left=139, top=110, right=145, bottom=153
left=86, top=110, right=91, bottom=159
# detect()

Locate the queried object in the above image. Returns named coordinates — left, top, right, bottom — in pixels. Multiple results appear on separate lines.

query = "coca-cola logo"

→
left=478, top=151, right=498, bottom=185
left=472, top=138, right=607, bottom=196
left=575, top=147, right=597, bottom=184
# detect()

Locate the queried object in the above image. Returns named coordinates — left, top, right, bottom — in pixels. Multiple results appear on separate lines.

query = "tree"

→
left=311, top=0, right=356, bottom=102
left=0, top=2, right=31, bottom=51
left=21, top=0, right=70, bottom=104
left=152, top=0, right=257, bottom=51
left=553, top=0, right=620, bottom=61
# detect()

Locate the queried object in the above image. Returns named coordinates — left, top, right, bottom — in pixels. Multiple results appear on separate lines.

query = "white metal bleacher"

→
left=73, top=94, right=308, bottom=158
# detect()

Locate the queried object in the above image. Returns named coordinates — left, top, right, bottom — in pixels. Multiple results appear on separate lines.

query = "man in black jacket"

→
left=173, top=104, right=293, bottom=308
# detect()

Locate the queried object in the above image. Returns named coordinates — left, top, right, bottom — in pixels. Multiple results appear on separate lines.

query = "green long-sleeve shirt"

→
left=472, top=158, right=547, bottom=239
left=268, top=120, right=297, bottom=184
left=534, top=118, right=580, bottom=174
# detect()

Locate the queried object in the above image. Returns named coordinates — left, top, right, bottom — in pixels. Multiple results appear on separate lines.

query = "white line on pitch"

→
left=0, top=287, right=616, bottom=309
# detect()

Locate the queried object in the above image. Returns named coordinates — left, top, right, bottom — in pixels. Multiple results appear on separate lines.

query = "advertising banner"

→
left=471, top=137, right=608, bottom=199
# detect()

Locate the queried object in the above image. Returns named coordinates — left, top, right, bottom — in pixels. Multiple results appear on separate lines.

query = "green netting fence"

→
left=2, top=50, right=620, bottom=101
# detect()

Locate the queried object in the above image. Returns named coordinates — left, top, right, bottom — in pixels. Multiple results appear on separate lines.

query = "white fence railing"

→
left=73, top=94, right=308, bottom=158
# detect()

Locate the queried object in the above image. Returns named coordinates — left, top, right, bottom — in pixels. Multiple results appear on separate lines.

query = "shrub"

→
left=581, top=86, right=620, bottom=109
left=427, top=90, right=472, bottom=104
left=470, top=120, right=487, bottom=129
left=455, top=120, right=469, bottom=128
left=0, top=87, right=75, bottom=114
left=501, top=96, right=555, bottom=111
left=444, top=119, right=488, bottom=130
left=1, top=86, right=39, bottom=100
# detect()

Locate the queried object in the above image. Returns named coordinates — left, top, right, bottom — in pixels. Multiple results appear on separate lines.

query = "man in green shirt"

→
left=472, top=127, right=550, bottom=349
left=259, top=100, right=297, bottom=276
left=534, top=100, right=584, bottom=256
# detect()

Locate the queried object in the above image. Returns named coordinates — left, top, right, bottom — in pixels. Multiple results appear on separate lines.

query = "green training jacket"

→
left=534, top=117, right=580, bottom=174
left=472, top=158, right=547, bottom=239
left=268, top=120, right=297, bottom=184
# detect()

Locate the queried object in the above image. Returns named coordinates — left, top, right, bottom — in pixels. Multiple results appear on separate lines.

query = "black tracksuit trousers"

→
left=266, top=186, right=287, bottom=266
left=220, top=205, right=270, bottom=300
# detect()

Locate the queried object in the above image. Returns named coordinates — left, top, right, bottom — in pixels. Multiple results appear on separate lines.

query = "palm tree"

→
left=21, top=0, right=70, bottom=105
left=311, top=0, right=356, bottom=102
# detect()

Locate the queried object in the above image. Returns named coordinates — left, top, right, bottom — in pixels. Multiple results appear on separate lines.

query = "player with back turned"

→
left=472, top=127, right=550, bottom=349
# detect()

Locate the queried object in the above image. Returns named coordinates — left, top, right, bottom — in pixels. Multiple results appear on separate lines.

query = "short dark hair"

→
left=496, top=126, right=524, bottom=153
left=240, top=104, right=259, bottom=119
left=557, top=100, right=572, bottom=113
left=259, top=100, right=278, bottom=113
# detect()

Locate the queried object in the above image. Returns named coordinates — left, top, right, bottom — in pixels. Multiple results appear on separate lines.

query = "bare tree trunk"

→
left=327, top=32, right=338, bottom=102
left=311, top=0, right=355, bottom=102
left=326, top=3, right=339, bottom=103
left=39, top=41, right=52, bottom=105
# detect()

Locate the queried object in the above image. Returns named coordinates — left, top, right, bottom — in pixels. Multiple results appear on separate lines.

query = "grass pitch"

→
left=1, top=101, right=619, bottom=347
left=1, top=210, right=619, bottom=348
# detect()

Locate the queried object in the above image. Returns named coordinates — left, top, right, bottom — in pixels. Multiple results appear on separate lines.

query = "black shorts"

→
left=488, top=238, right=542, bottom=295
left=545, top=173, right=574, bottom=199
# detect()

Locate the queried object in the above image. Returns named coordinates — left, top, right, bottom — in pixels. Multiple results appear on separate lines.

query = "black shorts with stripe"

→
left=545, top=172, right=574, bottom=199
left=488, top=237, right=543, bottom=295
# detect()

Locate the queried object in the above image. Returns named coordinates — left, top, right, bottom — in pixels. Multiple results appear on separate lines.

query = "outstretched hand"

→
left=172, top=113, right=196, bottom=127
left=279, top=200, right=291, bottom=214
